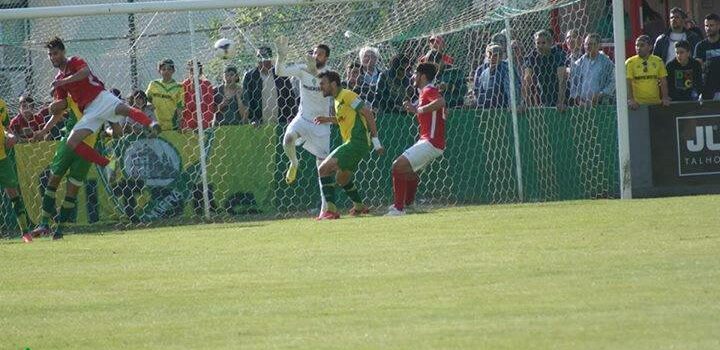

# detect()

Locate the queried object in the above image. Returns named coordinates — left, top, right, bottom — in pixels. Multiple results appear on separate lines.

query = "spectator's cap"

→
left=257, top=46, right=273, bottom=61
left=486, top=44, right=502, bottom=54
left=158, top=58, right=175, bottom=69
left=429, top=35, right=445, bottom=48
left=224, top=65, right=239, bottom=74
left=491, top=31, right=508, bottom=46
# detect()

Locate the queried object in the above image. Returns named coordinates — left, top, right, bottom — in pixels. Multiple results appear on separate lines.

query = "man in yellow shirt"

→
left=314, top=70, right=384, bottom=220
left=0, top=97, right=34, bottom=242
left=146, top=59, right=184, bottom=130
left=626, top=35, right=671, bottom=108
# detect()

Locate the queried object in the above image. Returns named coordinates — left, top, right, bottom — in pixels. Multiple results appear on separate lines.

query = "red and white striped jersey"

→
left=416, top=84, right=446, bottom=150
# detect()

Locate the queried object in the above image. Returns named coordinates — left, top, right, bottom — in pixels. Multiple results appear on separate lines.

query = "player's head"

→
left=583, top=33, right=601, bottom=56
left=634, top=35, right=652, bottom=57
left=45, top=36, right=66, bottom=68
left=674, top=40, right=691, bottom=63
left=18, top=95, right=35, bottom=117
left=705, top=13, right=720, bottom=38
left=533, top=30, right=553, bottom=53
left=413, top=62, right=438, bottom=89
left=157, top=58, right=175, bottom=80
left=313, top=44, right=330, bottom=69
left=318, top=70, right=341, bottom=98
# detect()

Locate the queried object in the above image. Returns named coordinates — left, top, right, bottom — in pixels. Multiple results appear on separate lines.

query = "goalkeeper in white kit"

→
left=274, top=36, right=335, bottom=218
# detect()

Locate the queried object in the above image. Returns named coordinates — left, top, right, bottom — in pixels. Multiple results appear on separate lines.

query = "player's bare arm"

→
left=313, top=116, right=337, bottom=124
left=360, top=106, right=384, bottom=156
left=417, top=96, right=446, bottom=114
left=52, top=66, right=90, bottom=87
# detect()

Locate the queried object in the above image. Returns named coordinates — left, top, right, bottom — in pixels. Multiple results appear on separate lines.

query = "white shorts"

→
left=72, top=90, right=124, bottom=133
left=403, top=139, right=444, bottom=172
left=285, top=116, right=331, bottom=159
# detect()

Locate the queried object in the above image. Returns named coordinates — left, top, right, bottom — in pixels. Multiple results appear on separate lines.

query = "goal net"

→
left=0, top=0, right=619, bottom=235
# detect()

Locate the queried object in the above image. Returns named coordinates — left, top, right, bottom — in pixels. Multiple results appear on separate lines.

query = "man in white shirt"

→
left=275, top=36, right=333, bottom=216
left=652, top=7, right=701, bottom=64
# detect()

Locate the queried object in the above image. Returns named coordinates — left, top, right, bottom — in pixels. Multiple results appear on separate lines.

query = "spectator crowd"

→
left=6, top=7, right=720, bottom=143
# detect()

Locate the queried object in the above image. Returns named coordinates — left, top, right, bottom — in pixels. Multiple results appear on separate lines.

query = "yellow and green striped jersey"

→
left=146, top=79, right=184, bottom=131
left=0, top=98, right=10, bottom=160
left=334, top=89, right=370, bottom=146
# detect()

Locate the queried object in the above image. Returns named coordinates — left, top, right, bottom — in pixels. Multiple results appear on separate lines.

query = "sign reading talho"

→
left=676, top=114, right=720, bottom=176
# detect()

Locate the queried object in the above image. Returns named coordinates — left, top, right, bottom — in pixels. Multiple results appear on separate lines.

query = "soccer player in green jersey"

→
left=314, top=70, right=384, bottom=220
left=30, top=97, right=100, bottom=240
left=0, top=97, right=34, bottom=242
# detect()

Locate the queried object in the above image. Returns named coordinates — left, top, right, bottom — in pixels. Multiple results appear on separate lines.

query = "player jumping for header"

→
left=46, top=36, right=160, bottom=180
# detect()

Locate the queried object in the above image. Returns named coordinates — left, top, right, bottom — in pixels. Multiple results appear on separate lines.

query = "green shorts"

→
left=50, top=140, right=92, bottom=185
left=0, top=156, right=19, bottom=189
left=330, top=141, right=370, bottom=172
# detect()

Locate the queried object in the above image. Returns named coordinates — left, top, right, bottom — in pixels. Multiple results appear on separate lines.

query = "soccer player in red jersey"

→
left=43, top=36, right=160, bottom=178
left=387, top=63, right=447, bottom=216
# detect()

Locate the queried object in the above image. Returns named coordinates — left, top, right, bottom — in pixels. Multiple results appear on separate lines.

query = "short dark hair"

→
left=19, top=95, right=34, bottom=105
left=674, top=40, right=692, bottom=52
left=316, top=44, right=330, bottom=57
left=636, top=35, right=652, bottom=45
left=416, top=62, right=438, bottom=82
left=158, top=58, right=175, bottom=70
left=45, top=36, right=65, bottom=51
left=669, top=7, right=687, bottom=19
left=318, top=70, right=341, bottom=87
left=706, top=13, right=720, bottom=22
left=132, top=90, right=147, bottom=100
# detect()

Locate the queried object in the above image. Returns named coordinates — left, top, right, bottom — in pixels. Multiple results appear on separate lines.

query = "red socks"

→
left=73, top=142, right=109, bottom=166
left=128, top=107, right=152, bottom=126
left=392, top=169, right=407, bottom=211
left=406, top=175, right=419, bottom=206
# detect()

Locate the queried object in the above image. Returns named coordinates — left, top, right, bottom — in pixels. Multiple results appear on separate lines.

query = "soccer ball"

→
left=213, top=38, right=236, bottom=60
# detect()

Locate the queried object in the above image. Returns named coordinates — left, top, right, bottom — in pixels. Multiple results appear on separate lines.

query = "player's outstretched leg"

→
left=282, top=131, right=299, bottom=184
left=115, top=102, right=160, bottom=135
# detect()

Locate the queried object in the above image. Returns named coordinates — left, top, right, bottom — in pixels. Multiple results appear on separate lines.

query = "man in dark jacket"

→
left=652, top=7, right=701, bottom=64
left=242, top=46, right=297, bottom=125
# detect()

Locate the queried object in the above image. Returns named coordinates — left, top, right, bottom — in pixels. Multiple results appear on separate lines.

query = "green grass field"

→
left=2, top=196, right=719, bottom=349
